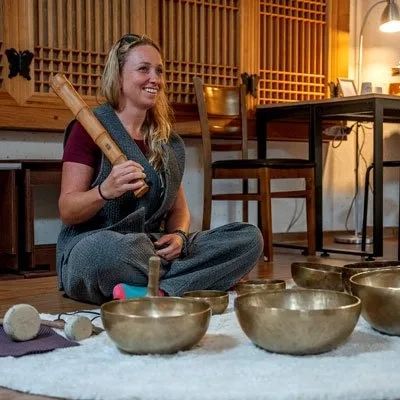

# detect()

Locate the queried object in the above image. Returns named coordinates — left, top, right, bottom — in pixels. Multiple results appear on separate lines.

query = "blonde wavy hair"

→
left=101, top=34, right=173, bottom=171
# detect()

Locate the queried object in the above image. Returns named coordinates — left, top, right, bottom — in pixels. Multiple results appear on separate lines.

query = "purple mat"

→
left=0, top=325, right=79, bottom=357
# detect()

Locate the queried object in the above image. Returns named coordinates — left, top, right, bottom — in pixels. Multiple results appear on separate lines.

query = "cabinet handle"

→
left=5, top=48, right=34, bottom=81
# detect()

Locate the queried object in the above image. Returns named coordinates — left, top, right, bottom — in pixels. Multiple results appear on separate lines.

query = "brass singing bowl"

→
left=235, top=279, right=286, bottom=296
left=182, top=290, right=229, bottom=315
left=291, top=262, right=344, bottom=291
left=101, top=297, right=211, bottom=354
left=235, top=289, right=361, bottom=355
left=342, top=261, right=400, bottom=293
left=350, top=269, right=400, bottom=335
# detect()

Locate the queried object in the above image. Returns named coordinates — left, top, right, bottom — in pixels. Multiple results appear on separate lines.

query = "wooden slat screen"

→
left=32, top=0, right=143, bottom=96
left=160, top=0, right=240, bottom=104
left=0, top=0, right=4, bottom=91
left=259, top=0, right=327, bottom=103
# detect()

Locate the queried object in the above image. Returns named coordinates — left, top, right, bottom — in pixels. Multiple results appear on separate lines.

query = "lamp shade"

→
left=379, top=0, right=400, bottom=32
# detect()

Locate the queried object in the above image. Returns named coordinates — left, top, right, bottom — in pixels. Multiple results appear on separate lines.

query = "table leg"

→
left=373, top=102, right=383, bottom=257
left=313, top=106, right=323, bottom=251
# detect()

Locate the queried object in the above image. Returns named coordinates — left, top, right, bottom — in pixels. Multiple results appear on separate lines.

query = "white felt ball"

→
left=3, top=304, right=41, bottom=341
left=64, top=316, right=92, bottom=341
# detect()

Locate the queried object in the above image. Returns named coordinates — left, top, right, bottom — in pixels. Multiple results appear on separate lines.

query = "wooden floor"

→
left=1, top=234, right=399, bottom=400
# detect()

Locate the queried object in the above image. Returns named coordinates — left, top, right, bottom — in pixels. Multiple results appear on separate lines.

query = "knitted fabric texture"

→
left=56, top=103, right=185, bottom=290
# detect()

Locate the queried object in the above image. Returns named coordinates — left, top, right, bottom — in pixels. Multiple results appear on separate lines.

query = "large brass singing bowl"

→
left=342, top=261, right=400, bottom=293
left=182, top=290, right=229, bottom=315
left=350, top=269, right=400, bottom=335
left=235, top=279, right=286, bottom=296
left=235, top=289, right=361, bottom=355
left=101, top=297, right=211, bottom=354
left=291, top=262, right=343, bottom=291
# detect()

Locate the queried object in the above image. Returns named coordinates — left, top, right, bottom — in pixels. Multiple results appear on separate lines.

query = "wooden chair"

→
left=193, top=76, right=316, bottom=261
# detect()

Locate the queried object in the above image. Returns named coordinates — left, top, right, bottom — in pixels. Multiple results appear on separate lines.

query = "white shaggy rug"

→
left=1, top=294, right=400, bottom=400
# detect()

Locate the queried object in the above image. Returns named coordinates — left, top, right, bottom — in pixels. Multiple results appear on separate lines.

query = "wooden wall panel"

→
left=259, top=0, right=327, bottom=103
left=0, top=0, right=349, bottom=131
left=0, top=0, right=3, bottom=91
left=160, top=0, right=240, bottom=104
left=327, top=0, right=349, bottom=83
left=32, top=0, right=146, bottom=97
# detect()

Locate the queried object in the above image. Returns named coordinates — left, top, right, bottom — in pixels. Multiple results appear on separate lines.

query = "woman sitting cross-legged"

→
left=56, top=33, right=263, bottom=305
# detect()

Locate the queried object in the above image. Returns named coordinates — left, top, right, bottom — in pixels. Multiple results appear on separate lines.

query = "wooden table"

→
left=256, top=94, right=400, bottom=258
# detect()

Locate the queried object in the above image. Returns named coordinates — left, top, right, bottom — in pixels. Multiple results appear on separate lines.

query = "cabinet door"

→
left=0, top=170, right=19, bottom=271
left=258, top=0, right=328, bottom=104
left=158, top=0, right=258, bottom=133
left=0, top=0, right=151, bottom=131
left=158, top=0, right=348, bottom=107
left=159, top=0, right=254, bottom=105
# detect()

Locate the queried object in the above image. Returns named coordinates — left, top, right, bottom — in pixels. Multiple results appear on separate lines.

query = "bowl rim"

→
left=234, top=288, right=361, bottom=312
left=349, top=268, right=400, bottom=289
left=291, top=262, right=342, bottom=274
left=342, top=261, right=400, bottom=271
left=101, top=297, right=212, bottom=319
left=182, top=290, right=228, bottom=298
left=236, top=278, right=286, bottom=286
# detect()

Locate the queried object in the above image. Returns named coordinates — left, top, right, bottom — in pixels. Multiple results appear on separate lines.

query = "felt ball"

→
left=3, top=304, right=41, bottom=341
left=64, top=316, right=92, bottom=341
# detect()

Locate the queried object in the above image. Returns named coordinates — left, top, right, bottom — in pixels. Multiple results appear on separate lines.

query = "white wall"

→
left=2, top=0, right=400, bottom=243
left=0, top=132, right=316, bottom=243
left=349, top=0, right=400, bottom=228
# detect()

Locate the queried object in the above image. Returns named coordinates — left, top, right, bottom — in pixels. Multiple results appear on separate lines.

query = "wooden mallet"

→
left=50, top=73, right=149, bottom=198
left=0, top=304, right=97, bottom=342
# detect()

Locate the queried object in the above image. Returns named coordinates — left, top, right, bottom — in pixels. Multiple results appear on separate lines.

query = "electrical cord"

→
left=284, top=121, right=359, bottom=234
left=343, top=122, right=370, bottom=232
left=329, top=122, right=357, bottom=149
left=57, top=310, right=101, bottom=322
left=286, top=199, right=305, bottom=233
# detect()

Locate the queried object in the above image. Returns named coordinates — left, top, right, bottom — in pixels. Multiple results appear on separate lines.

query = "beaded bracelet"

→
left=171, top=229, right=188, bottom=252
left=98, top=184, right=111, bottom=201
left=172, top=229, right=188, bottom=241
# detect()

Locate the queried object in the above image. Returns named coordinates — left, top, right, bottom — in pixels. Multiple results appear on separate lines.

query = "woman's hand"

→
left=156, top=184, right=191, bottom=261
left=154, top=233, right=184, bottom=261
left=99, top=160, right=146, bottom=199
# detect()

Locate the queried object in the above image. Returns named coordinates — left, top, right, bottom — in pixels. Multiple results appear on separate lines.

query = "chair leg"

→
left=305, top=175, right=316, bottom=256
left=242, top=179, right=249, bottom=223
left=361, top=164, right=373, bottom=252
left=398, top=171, right=400, bottom=261
left=259, top=169, right=273, bottom=261
left=202, top=176, right=212, bottom=230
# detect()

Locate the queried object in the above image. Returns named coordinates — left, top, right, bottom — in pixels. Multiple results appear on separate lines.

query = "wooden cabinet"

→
left=0, top=0, right=156, bottom=131
left=0, top=166, right=20, bottom=271
left=0, top=0, right=349, bottom=134
left=0, top=161, right=61, bottom=275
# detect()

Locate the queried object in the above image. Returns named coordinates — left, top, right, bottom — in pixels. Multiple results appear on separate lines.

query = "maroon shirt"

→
left=63, top=121, right=148, bottom=170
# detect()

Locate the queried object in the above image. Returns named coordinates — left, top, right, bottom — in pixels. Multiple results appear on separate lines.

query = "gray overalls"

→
left=56, top=104, right=263, bottom=304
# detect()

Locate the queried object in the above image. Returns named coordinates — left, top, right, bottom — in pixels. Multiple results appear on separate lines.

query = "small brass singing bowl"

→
left=291, top=262, right=344, bottom=291
left=101, top=297, right=211, bottom=354
left=182, top=290, right=229, bottom=315
left=342, top=260, right=400, bottom=293
left=350, top=269, right=400, bottom=335
left=235, top=279, right=286, bottom=296
left=235, top=289, right=361, bottom=355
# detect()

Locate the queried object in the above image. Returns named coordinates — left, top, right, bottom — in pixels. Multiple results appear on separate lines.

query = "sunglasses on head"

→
left=118, top=33, right=144, bottom=47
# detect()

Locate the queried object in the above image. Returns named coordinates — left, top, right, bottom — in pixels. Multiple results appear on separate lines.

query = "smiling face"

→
left=118, top=44, right=164, bottom=111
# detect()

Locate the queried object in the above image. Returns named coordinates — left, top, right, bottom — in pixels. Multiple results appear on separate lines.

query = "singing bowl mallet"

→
left=0, top=304, right=94, bottom=342
left=50, top=73, right=149, bottom=198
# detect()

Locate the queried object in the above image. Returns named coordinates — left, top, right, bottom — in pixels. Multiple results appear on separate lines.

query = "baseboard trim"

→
left=274, top=227, right=398, bottom=242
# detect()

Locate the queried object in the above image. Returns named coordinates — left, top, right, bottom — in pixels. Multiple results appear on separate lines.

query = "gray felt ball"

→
left=64, top=316, right=93, bottom=341
left=3, top=304, right=41, bottom=341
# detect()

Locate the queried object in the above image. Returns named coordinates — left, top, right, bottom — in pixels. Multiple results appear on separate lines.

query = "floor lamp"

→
left=335, top=0, right=400, bottom=245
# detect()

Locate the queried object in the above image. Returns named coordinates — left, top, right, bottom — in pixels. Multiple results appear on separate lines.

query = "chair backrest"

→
left=193, top=77, right=248, bottom=167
